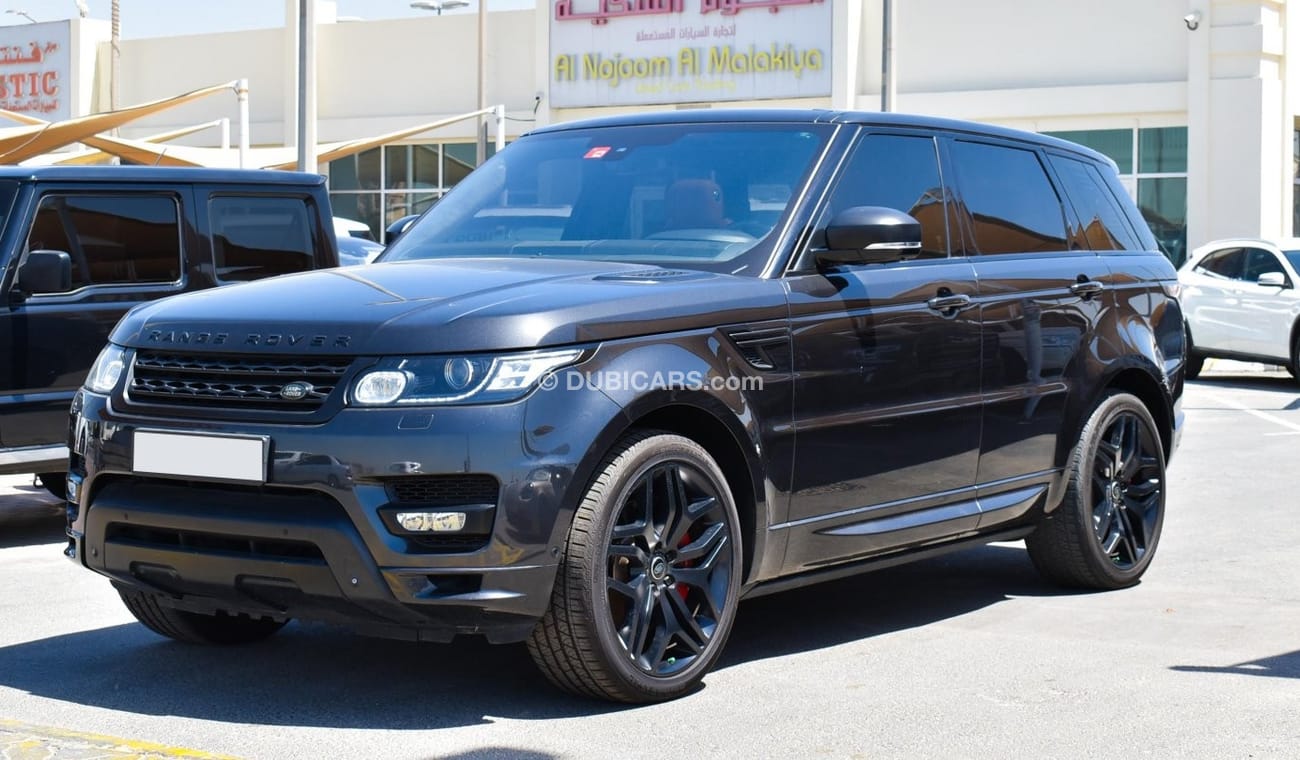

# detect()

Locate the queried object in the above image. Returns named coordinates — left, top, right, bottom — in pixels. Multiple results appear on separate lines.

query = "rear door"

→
left=947, top=140, right=1110, bottom=514
left=0, top=185, right=198, bottom=449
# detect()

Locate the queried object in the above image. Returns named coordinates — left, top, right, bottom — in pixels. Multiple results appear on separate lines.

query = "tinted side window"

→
left=210, top=196, right=317, bottom=282
left=950, top=141, right=1068, bottom=254
left=821, top=133, right=949, bottom=257
left=1244, top=248, right=1286, bottom=282
left=1194, top=249, right=1244, bottom=279
left=26, top=193, right=182, bottom=291
left=1048, top=156, right=1140, bottom=251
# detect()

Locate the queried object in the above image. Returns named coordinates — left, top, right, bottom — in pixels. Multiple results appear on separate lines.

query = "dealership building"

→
left=3, top=0, right=1297, bottom=258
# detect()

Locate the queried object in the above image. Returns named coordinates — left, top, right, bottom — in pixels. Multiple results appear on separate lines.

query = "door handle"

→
left=1070, top=280, right=1105, bottom=299
left=927, top=293, right=972, bottom=312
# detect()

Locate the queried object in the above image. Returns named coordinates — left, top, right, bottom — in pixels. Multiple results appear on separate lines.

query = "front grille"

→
left=386, top=474, right=499, bottom=505
left=105, top=523, right=325, bottom=562
left=129, top=351, right=353, bottom=412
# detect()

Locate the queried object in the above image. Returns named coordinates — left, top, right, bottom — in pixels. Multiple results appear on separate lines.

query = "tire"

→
left=37, top=473, right=66, bottom=500
left=1184, top=326, right=1204, bottom=380
left=1026, top=392, right=1166, bottom=590
left=117, top=586, right=287, bottom=645
left=527, top=431, right=742, bottom=703
left=1290, top=331, right=1300, bottom=383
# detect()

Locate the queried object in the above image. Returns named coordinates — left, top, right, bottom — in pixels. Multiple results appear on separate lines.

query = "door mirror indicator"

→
left=815, top=206, right=923, bottom=268
left=16, top=250, right=72, bottom=296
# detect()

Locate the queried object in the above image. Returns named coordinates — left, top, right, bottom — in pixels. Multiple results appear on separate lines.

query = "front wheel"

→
left=118, top=586, right=287, bottom=645
left=527, top=431, right=742, bottom=703
left=1026, top=392, right=1166, bottom=589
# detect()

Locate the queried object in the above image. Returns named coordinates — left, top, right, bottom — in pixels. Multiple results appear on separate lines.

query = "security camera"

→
left=1183, top=11, right=1201, bottom=30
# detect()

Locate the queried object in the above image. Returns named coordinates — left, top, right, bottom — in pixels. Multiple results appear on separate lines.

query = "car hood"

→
left=112, top=258, right=788, bottom=355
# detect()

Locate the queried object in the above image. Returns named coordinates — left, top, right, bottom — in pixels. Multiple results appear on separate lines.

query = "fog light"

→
left=396, top=511, right=467, bottom=532
left=66, top=475, right=80, bottom=503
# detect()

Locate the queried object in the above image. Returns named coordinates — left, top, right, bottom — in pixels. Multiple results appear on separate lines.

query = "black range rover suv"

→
left=66, top=110, right=1185, bottom=703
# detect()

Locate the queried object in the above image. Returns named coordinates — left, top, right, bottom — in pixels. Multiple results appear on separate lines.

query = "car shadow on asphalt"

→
left=721, top=542, right=1067, bottom=668
left=0, top=495, right=66, bottom=550
left=0, top=544, right=1073, bottom=727
left=1170, top=650, right=1300, bottom=680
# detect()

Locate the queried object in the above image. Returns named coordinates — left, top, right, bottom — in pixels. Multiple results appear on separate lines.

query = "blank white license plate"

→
left=133, top=431, right=267, bottom=483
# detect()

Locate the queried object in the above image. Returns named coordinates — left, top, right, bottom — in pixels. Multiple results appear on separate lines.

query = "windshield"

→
left=1285, top=251, right=1300, bottom=272
left=381, top=122, right=832, bottom=276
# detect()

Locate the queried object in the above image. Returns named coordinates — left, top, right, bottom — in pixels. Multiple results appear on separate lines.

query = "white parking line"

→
left=1201, top=392, right=1300, bottom=434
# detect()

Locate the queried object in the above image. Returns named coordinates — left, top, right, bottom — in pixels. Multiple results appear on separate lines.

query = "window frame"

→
left=21, top=190, right=186, bottom=299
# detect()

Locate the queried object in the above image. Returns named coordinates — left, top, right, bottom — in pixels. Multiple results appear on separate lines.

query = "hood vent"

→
left=593, top=269, right=705, bottom=282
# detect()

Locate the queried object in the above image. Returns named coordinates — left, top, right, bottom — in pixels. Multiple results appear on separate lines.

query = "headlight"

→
left=350, top=349, right=583, bottom=406
left=86, top=344, right=126, bottom=394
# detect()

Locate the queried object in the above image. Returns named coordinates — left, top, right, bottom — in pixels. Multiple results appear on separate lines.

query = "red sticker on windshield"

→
left=584, top=146, right=612, bottom=159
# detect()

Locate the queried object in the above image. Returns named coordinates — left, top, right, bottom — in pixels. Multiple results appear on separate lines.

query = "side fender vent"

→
left=723, top=326, right=791, bottom=371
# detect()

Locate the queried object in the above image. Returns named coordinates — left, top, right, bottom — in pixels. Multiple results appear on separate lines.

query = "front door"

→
left=0, top=189, right=191, bottom=449
left=782, top=131, right=983, bottom=573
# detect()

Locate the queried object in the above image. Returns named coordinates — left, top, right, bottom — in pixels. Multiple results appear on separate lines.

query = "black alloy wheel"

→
left=528, top=431, right=741, bottom=703
left=605, top=460, right=733, bottom=677
left=1027, top=392, right=1166, bottom=589
left=1089, top=410, right=1163, bottom=570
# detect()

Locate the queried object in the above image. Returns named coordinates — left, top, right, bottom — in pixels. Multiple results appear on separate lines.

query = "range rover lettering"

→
left=66, top=111, right=1185, bottom=703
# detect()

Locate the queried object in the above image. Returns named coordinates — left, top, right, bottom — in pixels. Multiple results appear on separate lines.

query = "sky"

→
left=0, top=0, right=534, bottom=37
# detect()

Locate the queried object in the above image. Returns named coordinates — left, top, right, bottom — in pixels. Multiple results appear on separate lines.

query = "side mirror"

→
left=815, top=206, right=923, bottom=268
left=1257, top=271, right=1288, bottom=288
left=16, top=250, right=72, bottom=295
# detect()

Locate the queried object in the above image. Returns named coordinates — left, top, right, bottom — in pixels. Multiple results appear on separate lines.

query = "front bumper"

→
left=67, top=386, right=621, bottom=643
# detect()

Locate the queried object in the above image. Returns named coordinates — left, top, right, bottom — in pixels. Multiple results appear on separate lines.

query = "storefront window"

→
left=1138, top=177, right=1187, bottom=266
left=326, top=141, right=498, bottom=241
left=1293, top=129, right=1299, bottom=236
left=1138, top=127, right=1188, bottom=173
left=1045, top=129, right=1133, bottom=174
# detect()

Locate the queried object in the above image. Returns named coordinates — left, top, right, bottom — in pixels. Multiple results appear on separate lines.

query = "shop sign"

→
left=0, top=22, right=71, bottom=120
left=549, top=0, right=832, bottom=107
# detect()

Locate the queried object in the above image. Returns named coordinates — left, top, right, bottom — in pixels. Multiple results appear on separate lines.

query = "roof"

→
left=528, top=108, right=1112, bottom=166
left=0, top=166, right=324, bottom=185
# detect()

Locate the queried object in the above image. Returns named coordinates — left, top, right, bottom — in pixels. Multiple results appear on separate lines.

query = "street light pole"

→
left=476, top=0, right=487, bottom=164
left=881, top=0, right=895, bottom=112
left=296, top=0, right=317, bottom=173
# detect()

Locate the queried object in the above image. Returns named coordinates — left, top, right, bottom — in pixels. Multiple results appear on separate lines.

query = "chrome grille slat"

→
left=129, top=350, right=351, bottom=412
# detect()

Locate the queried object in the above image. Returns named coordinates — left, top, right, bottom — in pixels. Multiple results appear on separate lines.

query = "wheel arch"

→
left=624, top=403, right=762, bottom=584
left=1099, top=367, right=1174, bottom=460
left=561, top=392, right=768, bottom=587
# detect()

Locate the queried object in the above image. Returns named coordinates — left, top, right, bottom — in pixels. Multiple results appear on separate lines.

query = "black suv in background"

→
left=66, top=111, right=1184, bottom=703
left=0, top=167, right=337, bottom=496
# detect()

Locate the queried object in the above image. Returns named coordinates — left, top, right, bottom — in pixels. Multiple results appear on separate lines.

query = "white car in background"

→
left=1178, top=237, right=1300, bottom=381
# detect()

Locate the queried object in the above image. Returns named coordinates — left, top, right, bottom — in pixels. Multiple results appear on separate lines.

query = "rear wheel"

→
left=1027, top=392, right=1166, bottom=589
left=118, top=587, right=287, bottom=645
left=37, top=473, right=66, bottom=500
left=527, top=431, right=741, bottom=703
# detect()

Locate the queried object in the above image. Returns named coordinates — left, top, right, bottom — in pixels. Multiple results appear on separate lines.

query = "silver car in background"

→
left=1179, top=237, right=1300, bottom=381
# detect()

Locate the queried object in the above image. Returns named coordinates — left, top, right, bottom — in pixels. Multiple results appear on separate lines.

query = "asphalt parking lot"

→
left=2, top=367, right=1298, bottom=760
